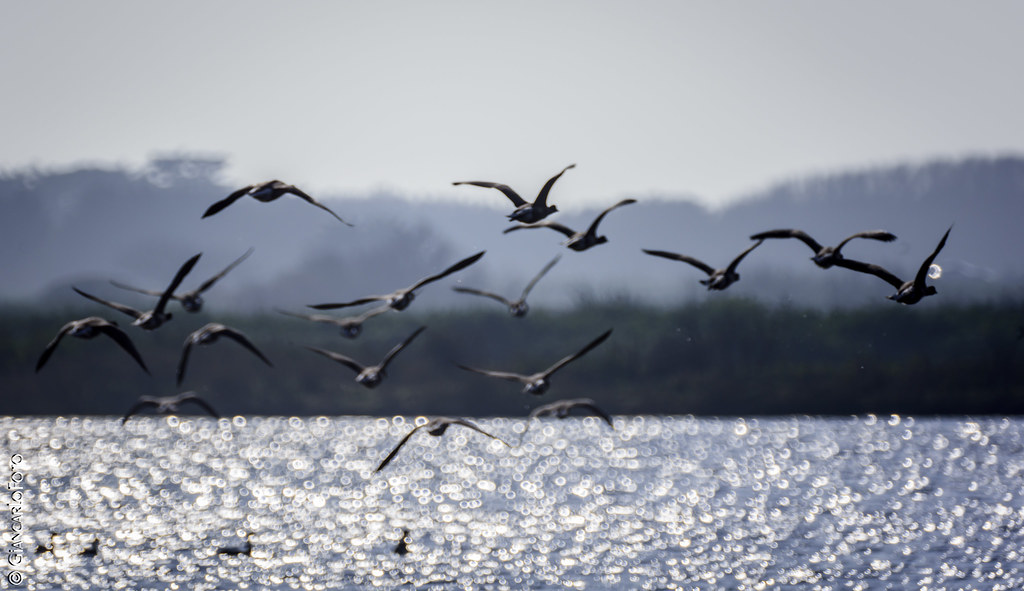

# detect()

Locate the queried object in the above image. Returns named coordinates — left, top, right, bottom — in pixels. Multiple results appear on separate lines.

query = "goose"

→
left=276, top=304, right=391, bottom=338
left=121, top=392, right=220, bottom=424
left=642, top=240, right=763, bottom=291
left=110, top=247, right=254, bottom=313
left=72, top=253, right=201, bottom=330
left=375, top=417, right=510, bottom=472
left=309, top=251, right=485, bottom=312
left=177, top=323, right=272, bottom=386
left=304, top=326, right=426, bottom=389
left=749, top=229, right=897, bottom=268
left=203, top=180, right=352, bottom=226
left=36, top=317, right=149, bottom=374
left=834, top=226, right=952, bottom=305
left=452, top=255, right=560, bottom=317
left=520, top=398, right=614, bottom=442
left=217, top=532, right=253, bottom=557
left=453, top=164, right=575, bottom=224
left=457, top=329, right=612, bottom=395
left=504, top=199, right=636, bottom=252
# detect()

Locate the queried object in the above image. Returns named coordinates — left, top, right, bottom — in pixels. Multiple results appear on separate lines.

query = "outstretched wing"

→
left=96, top=323, right=149, bottom=374
left=35, top=322, right=74, bottom=372
left=572, top=400, right=614, bottom=427
left=109, top=280, right=168, bottom=299
left=533, top=163, right=576, bottom=207
left=452, top=286, right=512, bottom=306
left=285, top=186, right=354, bottom=226
left=121, top=398, right=159, bottom=424
left=520, top=255, right=560, bottom=299
left=456, top=364, right=530, bottom=384
left=749, top=229, right=824, bottom=253
left=375, top=424, right=426, bottom=472
left=176, top=338, right=196, bottom=386
left=585, top=199, right=636, bottom=237
left=543, top=329, right=612, bottom=377
left=72, top=287, right=144, bottom=320
left=834, top=230, right=898, bottom=252
left=452, top=180, right=527, bottom=207
left=725, top=239, right=763, bottom=274
left=304, top=346, right=366, bottom=375
left=308, top=296, right=390, bottom=310
left=216, top=326, right=273, bottom=367
left=197, top=248, right=254, bottom=293
left=179, top=393, right=220, bottom=419
left=832, top=257, right=905, bottom=289
left=642, top=249, right=716, bottom=276
left=503, top=221, right=577, bottom=239
left=157, top=254, right=202, bottom=315
left=913, top=226, right=952, bottom=287
left=408, top=251, right=486, bottom=292
left=448, top=418, right=510, bottom=447
left=379, top=326, right=426, bottom=371
left=202, top=185, right=253, bottom=218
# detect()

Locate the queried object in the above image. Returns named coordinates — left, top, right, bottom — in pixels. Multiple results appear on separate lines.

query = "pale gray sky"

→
left=2, top=1, right=1022, bottom=208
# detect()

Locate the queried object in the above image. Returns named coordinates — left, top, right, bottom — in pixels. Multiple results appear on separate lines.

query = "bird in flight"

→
left=276, top=304, right=391, bottom=338
left=749, top=228, right=897, bottom=269
left=121, top=392, right=220, bottom=424
left=73, top=253, right=201, bottom=330
left=504, top=199, right=636, bottom=252
left=375, top=417, right=509, bottom=472
left=452, top=255, right=560, bottom=317
left=177, top=323, right=272, bottom=386
left=203, top=180, right=352, bottom=226
left=643, top=240, right=763, bottom=291
left=305, top=326, right=426, bottom=389
left=36, top=316, right=149, bottom=374
left=453, top=164, right=575, bottom=224
left=520, top=398, right=614, bottom=441
left=457, top=329, right=612, bottom=395
left=834, top=226, right=952, bottom=305
left=110, top=248, right=254, bottom=313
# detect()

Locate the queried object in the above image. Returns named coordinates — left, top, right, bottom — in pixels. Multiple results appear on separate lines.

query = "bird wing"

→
left=178, top=393, right=220, bottom=419
left=452, top=286, right=511, bottom=306
left=202, top=185, right=252, bottom=218
left=213, top=326, right=273, bottom=366
left=913, top=226, right=952, bottom=287
left=832, top=257, right=905, bottom=289
left=584, top=199, right=636, bottom=237
left=449, top=418, right=510, bottom=447
left=835, top=230, right=898, bottom=252
left=197, top=247, right=254, bottom=293
left=520, top=255, right=560, bottom=299
left=304, top=346, right=366, bottom=375
left=503, top=221, right=577, bottom=239
left=121, top=398, right=160, bottom=424
left=574, top=401, right=614, bottom=427
left=533, top=163, right=576, bottom=207
left=408, top=251, right=486, bottom=292
left=308, top=296, right=389, bottom=310
left=72, top=287, right=144, bottom=320
left=96, top=322, right=150, bottom=374
left=286, top=186, right=353, bottom=226
left=108, top=280, right=169, bottom=299
left=275, top=308, right=337, bottom=324
left=749, top=229, right=823, bottom=253
left=353, top=305, right=392, bottom=322
left=379, top=326, right=426, bottom=370
left=725, top=239, right=764, bottom=274
left=35, top=322, right=74, bottom=372
left=641, top=250, right=716, bottom=276
left=375, top=424, right=426, bottom=471
left=543, top=329, right=613, bottom=377
left=452, top=180, right=527, bottom=207
left=456, top=364, right=529, bottom=384
left=176, top=338, right=196, bottom=387
left=157, top=254, right=202, bottom=315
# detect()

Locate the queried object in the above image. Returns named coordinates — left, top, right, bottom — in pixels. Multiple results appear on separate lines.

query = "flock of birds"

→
left=32, top=164, right=952, bottom=559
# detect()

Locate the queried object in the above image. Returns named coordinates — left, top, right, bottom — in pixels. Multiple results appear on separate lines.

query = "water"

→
left=4, top=414, right=1024, bottom=590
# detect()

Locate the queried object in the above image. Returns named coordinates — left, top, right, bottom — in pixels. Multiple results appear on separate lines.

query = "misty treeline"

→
left=4, top=298, right=1022, bottom=417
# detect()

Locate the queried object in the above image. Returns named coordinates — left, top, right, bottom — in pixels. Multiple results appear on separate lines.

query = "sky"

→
left=2, top=1, right=1023, bottom=209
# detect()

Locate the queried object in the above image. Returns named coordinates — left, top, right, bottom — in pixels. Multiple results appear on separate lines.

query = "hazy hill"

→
left=2, top=155, right=1022, bottom=313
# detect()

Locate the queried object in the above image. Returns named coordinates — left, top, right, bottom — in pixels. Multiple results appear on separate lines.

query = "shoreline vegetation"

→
left=2, top=298, right=1022, bottom=417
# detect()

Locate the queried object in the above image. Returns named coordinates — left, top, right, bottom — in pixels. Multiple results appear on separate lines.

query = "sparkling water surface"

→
left=4, top=415, right=1024, bottom=590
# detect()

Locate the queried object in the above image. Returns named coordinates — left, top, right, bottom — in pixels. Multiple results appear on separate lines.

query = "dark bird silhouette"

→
left=452, top=255, right=560, bottom=317
left=309, top=251, right=485, bottom=312
left=504, top=199, right=637, bottom=252
left=110, top=247, right=254, bottom=313
left=78, top=539, right=99, bottom=558
left=521, top=398, right=614, bottom=442
left=834, top=226, right=952, bottom=305
left=177, top=323, right=272, bottom=386
left=72, top=253, right=201, bottom=330
left=375, top=417, right=510, bottom=472
left=121, top=392, right=220, bottom=424
left=36, top=317, right=149, bottom=374
left=749, top=228, right=897, bottom=268
left=643, top=240, right=763, bottom=291
left=453, top=164, right=575, bottom=224
left=34, top=532, right=58, bottom=555
left=393, top=529, right=411, bottom=556
left=457, top=329, right=612, bottom=395
left=276, top=305, right=391, bottom=338
left=203, top=180, right=352, bottom=225
left=305, top=326, right=426, bottom=389
left=217, top=533, right=253, bottom=557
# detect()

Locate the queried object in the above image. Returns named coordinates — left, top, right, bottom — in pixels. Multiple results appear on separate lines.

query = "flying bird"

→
left=643, top=240, right=763, bottom=291
left=521, top=398, right=614, bottom=441
left=834, top=226, right=952, bottom=305
left=72, top=253, right=201, bottom=330
left=276, top=305, right=392, bottom=338
left=309, top=251, right=485, bottom=312
left=304, top=326, right=426, bottom=389
left=36, top=316, right=149, bottom=374
left=452, top=255, right=560, bottom=317
left=375, top=417, right=510, bottom=472
left=110, top=247, right=254, bottom=313
left=177, top=323, right=272, bottom=386
left=457, top=329, right=612, bottom=395
left=749, top=229, right=897, bottom=269
left=453, top=164, right=575, bottom=224
left=504, top=199, right=637, bottom=252
left=121, top=392, right=220, bottom=424
left=203, top=180, right=352, bottom=225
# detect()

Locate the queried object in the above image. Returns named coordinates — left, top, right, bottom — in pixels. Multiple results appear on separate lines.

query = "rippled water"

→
left=4, top=415, right=1024, bottom=590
